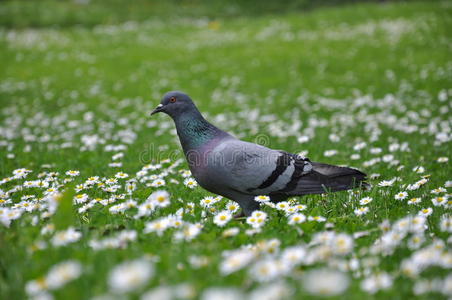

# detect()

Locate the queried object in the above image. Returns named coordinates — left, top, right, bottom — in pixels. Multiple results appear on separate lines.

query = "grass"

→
left=0, top=1, right=451, bottom=299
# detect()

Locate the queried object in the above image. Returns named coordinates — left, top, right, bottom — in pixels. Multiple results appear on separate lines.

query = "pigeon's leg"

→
left=218, top=190, right=260, bottom=218
left=234, top=196, right=260, bottom=217
left=269, top=194, right=288, bottom=203
left=233, top=210, right=245, bottom=219
left=234, top=194, right=287, bottom=217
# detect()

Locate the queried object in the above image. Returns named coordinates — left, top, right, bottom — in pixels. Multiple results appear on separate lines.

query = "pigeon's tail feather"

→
left=284, top=162, right=368, bottom=195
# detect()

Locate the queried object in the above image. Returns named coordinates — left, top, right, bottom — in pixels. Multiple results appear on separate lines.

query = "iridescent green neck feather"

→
left=174, top=111, right=221, bottom=153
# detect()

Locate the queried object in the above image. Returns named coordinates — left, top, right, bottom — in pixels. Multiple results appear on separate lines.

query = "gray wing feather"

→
left=208, top=139, right=294, bottom=195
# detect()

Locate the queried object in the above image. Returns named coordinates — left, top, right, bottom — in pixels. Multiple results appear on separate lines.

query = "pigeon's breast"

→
left=184, top=136, right=229, bottom=192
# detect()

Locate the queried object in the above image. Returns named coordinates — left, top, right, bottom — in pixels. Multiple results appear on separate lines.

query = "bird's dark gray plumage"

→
left=151, top=91, right=368, bottom=216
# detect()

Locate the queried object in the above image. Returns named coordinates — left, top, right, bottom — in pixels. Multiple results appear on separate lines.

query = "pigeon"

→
left=151, top=91, right=367, bottom=216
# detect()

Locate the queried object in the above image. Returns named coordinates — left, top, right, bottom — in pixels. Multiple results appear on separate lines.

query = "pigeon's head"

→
left=150, top=91, right=196, bottom=118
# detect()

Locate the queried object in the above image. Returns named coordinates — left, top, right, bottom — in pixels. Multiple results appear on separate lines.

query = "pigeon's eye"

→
left=169, top=97, right=177, bottom=103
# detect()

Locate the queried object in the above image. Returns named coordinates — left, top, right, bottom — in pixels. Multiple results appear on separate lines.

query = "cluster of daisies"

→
left=1, top=142, right=450, bottom=299
left=1, top=85, right=450, bottom=299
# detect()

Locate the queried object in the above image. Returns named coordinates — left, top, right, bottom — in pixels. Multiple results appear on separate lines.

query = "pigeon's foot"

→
left=233, top=211, right=245, bottom=219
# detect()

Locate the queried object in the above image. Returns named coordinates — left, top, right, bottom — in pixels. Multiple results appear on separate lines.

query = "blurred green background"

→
left=0, top=0, right=450, bottom=170
left=0, top=0, right=435, bottom=28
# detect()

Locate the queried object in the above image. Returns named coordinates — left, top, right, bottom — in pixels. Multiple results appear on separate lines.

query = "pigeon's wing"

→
left=209, top=140, right=311, bottom=195
left=209, top=139, right=367, bottom=196
left=273, top=161, right=368, bottom=196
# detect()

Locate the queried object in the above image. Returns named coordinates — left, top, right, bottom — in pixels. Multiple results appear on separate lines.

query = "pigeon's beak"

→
left=150, top=104, right=164, bottom=116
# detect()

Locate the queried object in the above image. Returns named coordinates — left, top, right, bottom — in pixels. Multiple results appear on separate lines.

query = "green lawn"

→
left=0, top=1, right=451, bottom=299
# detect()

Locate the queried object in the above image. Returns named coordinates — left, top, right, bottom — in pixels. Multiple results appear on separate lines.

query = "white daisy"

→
left=225, top=201, right=239, bottom=213
left=288, top=213, right=306, bottom=225
left=150, top=178, right=166, bottom=187
left=354, top=207, right=369, bottom=216
left=394, top=191, right=408, bottom=200
left=65, top=170, right=80, bottom=177
left=407, top=197, right=421, bottom=205
left=108, top=258, right=154, bottom=293
left=184, top=178, right=198, bottom=189
left=148, top=190, right=170, bottom=207
left=359, top=197, right=373, bottom=205
left=275, top=201, right=289, bottom=210
left=308, top=215, right=326, bottom=222
left=431, top=196, right=447, bottom=206
left=213, top=211, right=232, bottom=227
left=254, top=195, right=270, bottom=203
left=115, top=172, right=129, bottom=179
left=418, top=207, right=433, bottom=217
